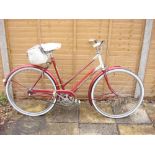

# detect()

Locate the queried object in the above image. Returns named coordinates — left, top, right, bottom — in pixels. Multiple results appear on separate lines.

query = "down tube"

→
left=71, top=68, right=95, bottom=92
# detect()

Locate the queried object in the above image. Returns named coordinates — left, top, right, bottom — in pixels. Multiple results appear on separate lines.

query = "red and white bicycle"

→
left=4, top=39, right=144, bottom=118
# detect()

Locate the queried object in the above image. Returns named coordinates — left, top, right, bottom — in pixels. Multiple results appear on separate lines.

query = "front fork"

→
left=104, top=70, right=118, bottom=96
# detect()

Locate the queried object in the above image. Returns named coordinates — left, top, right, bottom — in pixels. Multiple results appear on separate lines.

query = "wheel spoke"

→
left=11, top=79, right=29, bottom=90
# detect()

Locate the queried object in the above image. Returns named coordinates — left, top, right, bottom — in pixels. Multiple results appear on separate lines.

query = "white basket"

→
left=27, top=45, right=50, bottom=65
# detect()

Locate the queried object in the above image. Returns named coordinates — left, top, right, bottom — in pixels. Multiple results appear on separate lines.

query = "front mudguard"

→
left=88, top=66, right=128, bottom=106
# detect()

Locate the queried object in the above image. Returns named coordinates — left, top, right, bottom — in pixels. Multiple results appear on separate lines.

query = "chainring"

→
left=56, top=93, right=76, bottom=106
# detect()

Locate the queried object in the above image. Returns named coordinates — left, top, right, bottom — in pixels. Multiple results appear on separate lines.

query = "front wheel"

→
left=6, top=66, right=57, bottom=116
left=90, top=68, right=144, bottom=119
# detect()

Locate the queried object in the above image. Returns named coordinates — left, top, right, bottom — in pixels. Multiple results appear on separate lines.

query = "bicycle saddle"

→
left=41, top=43, right=61, bottom=52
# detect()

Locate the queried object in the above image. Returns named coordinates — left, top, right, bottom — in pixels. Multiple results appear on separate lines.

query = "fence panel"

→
left=0, top=19, right=153, bottom=97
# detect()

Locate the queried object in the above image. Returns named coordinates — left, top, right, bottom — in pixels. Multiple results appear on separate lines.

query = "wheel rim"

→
left=91, top=69, right=144, bottom=118
left=6, top=67, right=57, bottom=116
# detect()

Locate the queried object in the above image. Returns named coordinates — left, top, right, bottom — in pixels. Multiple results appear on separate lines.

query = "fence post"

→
left=135, top=19, right=154, bottom=97
left=0, top=19, right=10, bottom=78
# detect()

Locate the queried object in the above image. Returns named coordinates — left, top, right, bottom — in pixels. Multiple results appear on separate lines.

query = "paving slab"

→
left=116, top=106, right=151, bottom=124
left=1, top=114, right=79, bottom=135
left=79, top=123, right=118, bottom=135
left=80, top=102, right=115, bottom=123
left=1, top=116, right=46, bottom=135
left=45, top=104, right=79, bottom=123
left=0, top=104, right=79, bottom=135
left=39, top=123, right=79, bottom=135
left=144, top=102, right=155, bottom=123
left=118, top=124, right=155, bottom=135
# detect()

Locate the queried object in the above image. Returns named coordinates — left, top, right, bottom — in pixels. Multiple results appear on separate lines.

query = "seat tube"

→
left=51, top=57, right=64, bottom=89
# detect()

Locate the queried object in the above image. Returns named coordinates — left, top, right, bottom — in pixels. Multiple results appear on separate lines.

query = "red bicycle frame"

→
left=31, top=57, right=97, bottom=95
left=30, top=53, right=121, bottom=97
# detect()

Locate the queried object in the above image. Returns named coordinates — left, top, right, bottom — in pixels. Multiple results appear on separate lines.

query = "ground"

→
left=0, top=100, right=155, bottom=135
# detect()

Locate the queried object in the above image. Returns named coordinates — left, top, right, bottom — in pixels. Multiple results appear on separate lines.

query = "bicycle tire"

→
left=90, top=68, right=144, bottom=118
left=6, top=66, right=57, bottom=116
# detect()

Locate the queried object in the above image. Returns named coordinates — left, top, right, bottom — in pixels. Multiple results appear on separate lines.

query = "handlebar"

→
left=89, top=39, right=104, bottom=49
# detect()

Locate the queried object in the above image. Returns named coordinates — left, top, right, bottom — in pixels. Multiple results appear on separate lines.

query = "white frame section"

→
left=93, top=53, right=105, bottom=72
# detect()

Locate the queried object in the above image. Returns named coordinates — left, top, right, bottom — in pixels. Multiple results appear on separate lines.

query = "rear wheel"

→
left=90, top=68, right=144, bottom=118
left=6, top=66, right=57, bottom=116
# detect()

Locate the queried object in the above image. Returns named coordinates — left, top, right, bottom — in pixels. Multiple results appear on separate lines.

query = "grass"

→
left=0, top=93, right=8, bottom=106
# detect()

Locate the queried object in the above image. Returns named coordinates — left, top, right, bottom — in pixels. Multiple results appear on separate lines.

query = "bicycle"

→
left=4, top=39, right=144, bottom=118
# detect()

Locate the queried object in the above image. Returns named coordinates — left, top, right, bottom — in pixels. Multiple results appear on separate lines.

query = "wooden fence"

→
left=0, top=19, right=154, bottom=97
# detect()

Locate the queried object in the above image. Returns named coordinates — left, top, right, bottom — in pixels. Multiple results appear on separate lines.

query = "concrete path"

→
left=0, top=101, right=155, bottom=135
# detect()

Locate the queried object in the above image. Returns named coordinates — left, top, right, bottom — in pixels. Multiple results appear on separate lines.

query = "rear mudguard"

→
left=88, top=66, right=128, bottom=106
left=4, top=64, right=60, bottom=90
